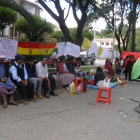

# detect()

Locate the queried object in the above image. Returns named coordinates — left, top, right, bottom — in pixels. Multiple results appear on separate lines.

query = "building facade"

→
left=2, top=0, right=42, bottom=39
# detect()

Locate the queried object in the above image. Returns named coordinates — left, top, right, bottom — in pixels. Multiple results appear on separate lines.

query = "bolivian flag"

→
left=18, top=41, right=57, bottom=60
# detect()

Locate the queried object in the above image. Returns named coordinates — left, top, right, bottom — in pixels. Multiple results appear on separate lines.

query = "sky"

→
left=28, top=0, right=140, bottom=32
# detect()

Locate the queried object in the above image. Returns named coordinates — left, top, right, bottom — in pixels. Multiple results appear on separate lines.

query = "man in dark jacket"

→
left=10, top=54, right=34, bottom=104
left=66, top=56, right=76, bottom=75
left=124, top=55, right=134, bottom=81
left=25, top=56, right=43, bottom=99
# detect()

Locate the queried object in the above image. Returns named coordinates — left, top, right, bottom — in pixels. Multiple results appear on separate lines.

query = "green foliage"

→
left=15, top=15, right=55, bottom=42
left=0, top=6, right=17, bottom=32
left=50, top=28, right=94, bottom=43
left=50, top=31, right=64, bottom=42
left=0, top=0, right=33, bottom=25
left=136, top=28, right=140, bottom=48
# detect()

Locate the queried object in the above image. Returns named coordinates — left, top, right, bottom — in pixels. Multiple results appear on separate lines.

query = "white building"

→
left=2, top=0, right=42, bottom=38
left=94, top=38, right=119, bottom=49
left=93, top=38, right=121, bottom=59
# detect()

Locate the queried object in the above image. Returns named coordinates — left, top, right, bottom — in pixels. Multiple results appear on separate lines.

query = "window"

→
left=106, top=42, right=109, bottom=45
left=102, top=42, right=104, bottom=45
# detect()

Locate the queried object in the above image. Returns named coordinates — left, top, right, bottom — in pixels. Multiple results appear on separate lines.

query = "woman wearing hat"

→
left=0, top=56, right=17, bottom=108
left=57, top=55, right=75, bottom=88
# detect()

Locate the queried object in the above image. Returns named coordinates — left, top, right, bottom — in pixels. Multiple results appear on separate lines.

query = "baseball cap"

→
left=15, top=54, right=24, bottom=60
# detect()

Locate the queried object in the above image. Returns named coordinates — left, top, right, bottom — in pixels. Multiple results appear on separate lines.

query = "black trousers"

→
left=42, top=76, right=56, bottom=95
left=125, top=69, right=132, bottom=81
left=15, top=81, right=34, bottom=99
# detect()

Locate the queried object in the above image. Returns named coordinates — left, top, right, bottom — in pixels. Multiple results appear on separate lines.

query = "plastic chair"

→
left=74, top=77, right=84, bottom=92
left=96, top=86, right=111, bottom=105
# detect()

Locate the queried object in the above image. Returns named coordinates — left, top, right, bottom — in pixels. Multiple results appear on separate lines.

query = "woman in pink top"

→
left=57, top=56, right=75, bottom=87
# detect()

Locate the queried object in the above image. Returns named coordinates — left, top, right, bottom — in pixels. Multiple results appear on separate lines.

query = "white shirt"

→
left=120, top=60, right=124, bottom=67
left=36, top=62, right=48, bottom=78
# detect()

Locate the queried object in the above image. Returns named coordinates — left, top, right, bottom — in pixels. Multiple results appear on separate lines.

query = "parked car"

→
left=47, top=52, right=58, bottom=67
left=80, top=51, right=96, bottom=65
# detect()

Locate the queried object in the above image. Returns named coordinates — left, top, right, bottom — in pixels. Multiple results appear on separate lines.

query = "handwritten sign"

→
left=65, top=42, right=80, bottom=57
left=57, top=42, right=66, bottom=57
left=88, top=42, right=99, bottom=53
left=0, top=36, right=18, bottom=59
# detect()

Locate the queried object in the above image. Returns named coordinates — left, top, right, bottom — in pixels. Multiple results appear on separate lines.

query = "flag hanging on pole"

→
left=82, top=37, right=91, bottom=50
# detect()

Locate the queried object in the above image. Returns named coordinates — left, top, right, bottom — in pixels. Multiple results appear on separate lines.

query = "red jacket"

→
left=124, top=58, right=134, bottom=68
left=57, top=62, right=69, bottom=74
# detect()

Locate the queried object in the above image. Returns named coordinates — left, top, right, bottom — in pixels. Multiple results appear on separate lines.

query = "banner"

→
left=88, top=42, right=99, bottom=53
left=0, top=36, right=18, bottom=59
left=65, top=42, right=80, bottom=57
left=18, top=41, right=57, bottom=55
left=122, top=51, right=140, bottom=60
left=83, top=37, right=91, bottom=50
left=57, top=42, right=66, bottom=57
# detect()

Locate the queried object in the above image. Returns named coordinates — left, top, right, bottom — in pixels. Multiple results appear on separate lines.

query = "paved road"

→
left=48, top=59, right=106, bottom=70
left=0, top=81, right=140, bottom=140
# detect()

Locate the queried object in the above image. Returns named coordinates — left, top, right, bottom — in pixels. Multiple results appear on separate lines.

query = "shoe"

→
left=50, top=91, right=58, bottom=96
left=2, top=104, right=8, bottom=108
left=34, top=94, right=37, bottom=99
left=23, top=101, right=28, bottom=105
left=8, top=102, right=18, bottom=106
left=44, top=93, right=50, bottom=98
left=29, top=98, right=36, bottom=102
left=37, top=94, right=43, bottom=99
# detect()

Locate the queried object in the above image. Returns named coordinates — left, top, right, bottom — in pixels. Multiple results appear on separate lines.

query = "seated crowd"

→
left=0, top=53, right=136, bottom=108
left=0, top=54, right=58, bottom=108
left=104, top=55, right=135, bottom=81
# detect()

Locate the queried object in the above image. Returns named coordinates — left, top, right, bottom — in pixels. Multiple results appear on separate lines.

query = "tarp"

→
left=122, top=51, right=140, bottom=60
left=131, top=58, right=140, bottom=80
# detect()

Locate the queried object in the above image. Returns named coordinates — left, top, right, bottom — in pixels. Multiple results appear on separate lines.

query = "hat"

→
left=27, top=55, right=34, bottom=61
left=15, top=54, right=24, bottom=60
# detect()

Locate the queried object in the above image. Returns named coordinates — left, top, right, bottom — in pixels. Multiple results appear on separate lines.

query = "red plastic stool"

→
left=96, top=87, right=111, bottom=105
left=74, top=77, right=84, bottom=92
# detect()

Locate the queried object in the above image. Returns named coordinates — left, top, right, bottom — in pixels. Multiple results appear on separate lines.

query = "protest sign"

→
left=57, top=42, right=66, bottom=57
left=0, top=36, right=18, bottom=59
left=88, top=42, right=99, bottom=53
left=65, top=42, right=80, bottom=57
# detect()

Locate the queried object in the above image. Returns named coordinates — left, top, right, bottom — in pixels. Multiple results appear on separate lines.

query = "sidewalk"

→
left=0, top=81, right=140, bottom=140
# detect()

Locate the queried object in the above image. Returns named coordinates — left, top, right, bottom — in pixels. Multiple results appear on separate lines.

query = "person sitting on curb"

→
left=0, top=56, right=17, bottom=108
left=36, top=57, right=57, bottom=98
left=57, top=55, right=75, bottom=88
left=25, top=56, right=43, bottom=99
left=10, top=54, right=34, bottom=105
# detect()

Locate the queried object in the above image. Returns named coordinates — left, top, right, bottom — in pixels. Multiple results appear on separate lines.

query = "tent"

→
left=131, top=58, right=140, bottom=80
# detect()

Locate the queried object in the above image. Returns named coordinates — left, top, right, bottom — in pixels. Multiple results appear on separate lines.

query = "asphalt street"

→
left=0, top=81, right=140, bottom=140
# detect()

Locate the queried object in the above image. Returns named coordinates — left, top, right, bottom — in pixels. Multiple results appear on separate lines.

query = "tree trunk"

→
left=75, top=23, right=84, bottom=46
left=130, top=2, right=137, bottom=52
left=59, top=19, right=71, bottom=42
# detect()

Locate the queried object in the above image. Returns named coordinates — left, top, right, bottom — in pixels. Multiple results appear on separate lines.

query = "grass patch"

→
left=80, top=65, right=104, bottom=71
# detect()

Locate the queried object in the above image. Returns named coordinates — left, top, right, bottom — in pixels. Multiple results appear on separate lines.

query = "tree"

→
left=37, top=0, right=95, bottom=46
left=136, top=28, right=140, bottom=48
left=15, top=15, right=55, bottom=42
left=128, top=0, right=140, bottom=52
left=50, top=28, right=93, bottom=42
left=90, top=0, right=133, bottom=54
left=0, top=6, right=17, bottom=36
left=0, top=0, right=34, bottom=26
